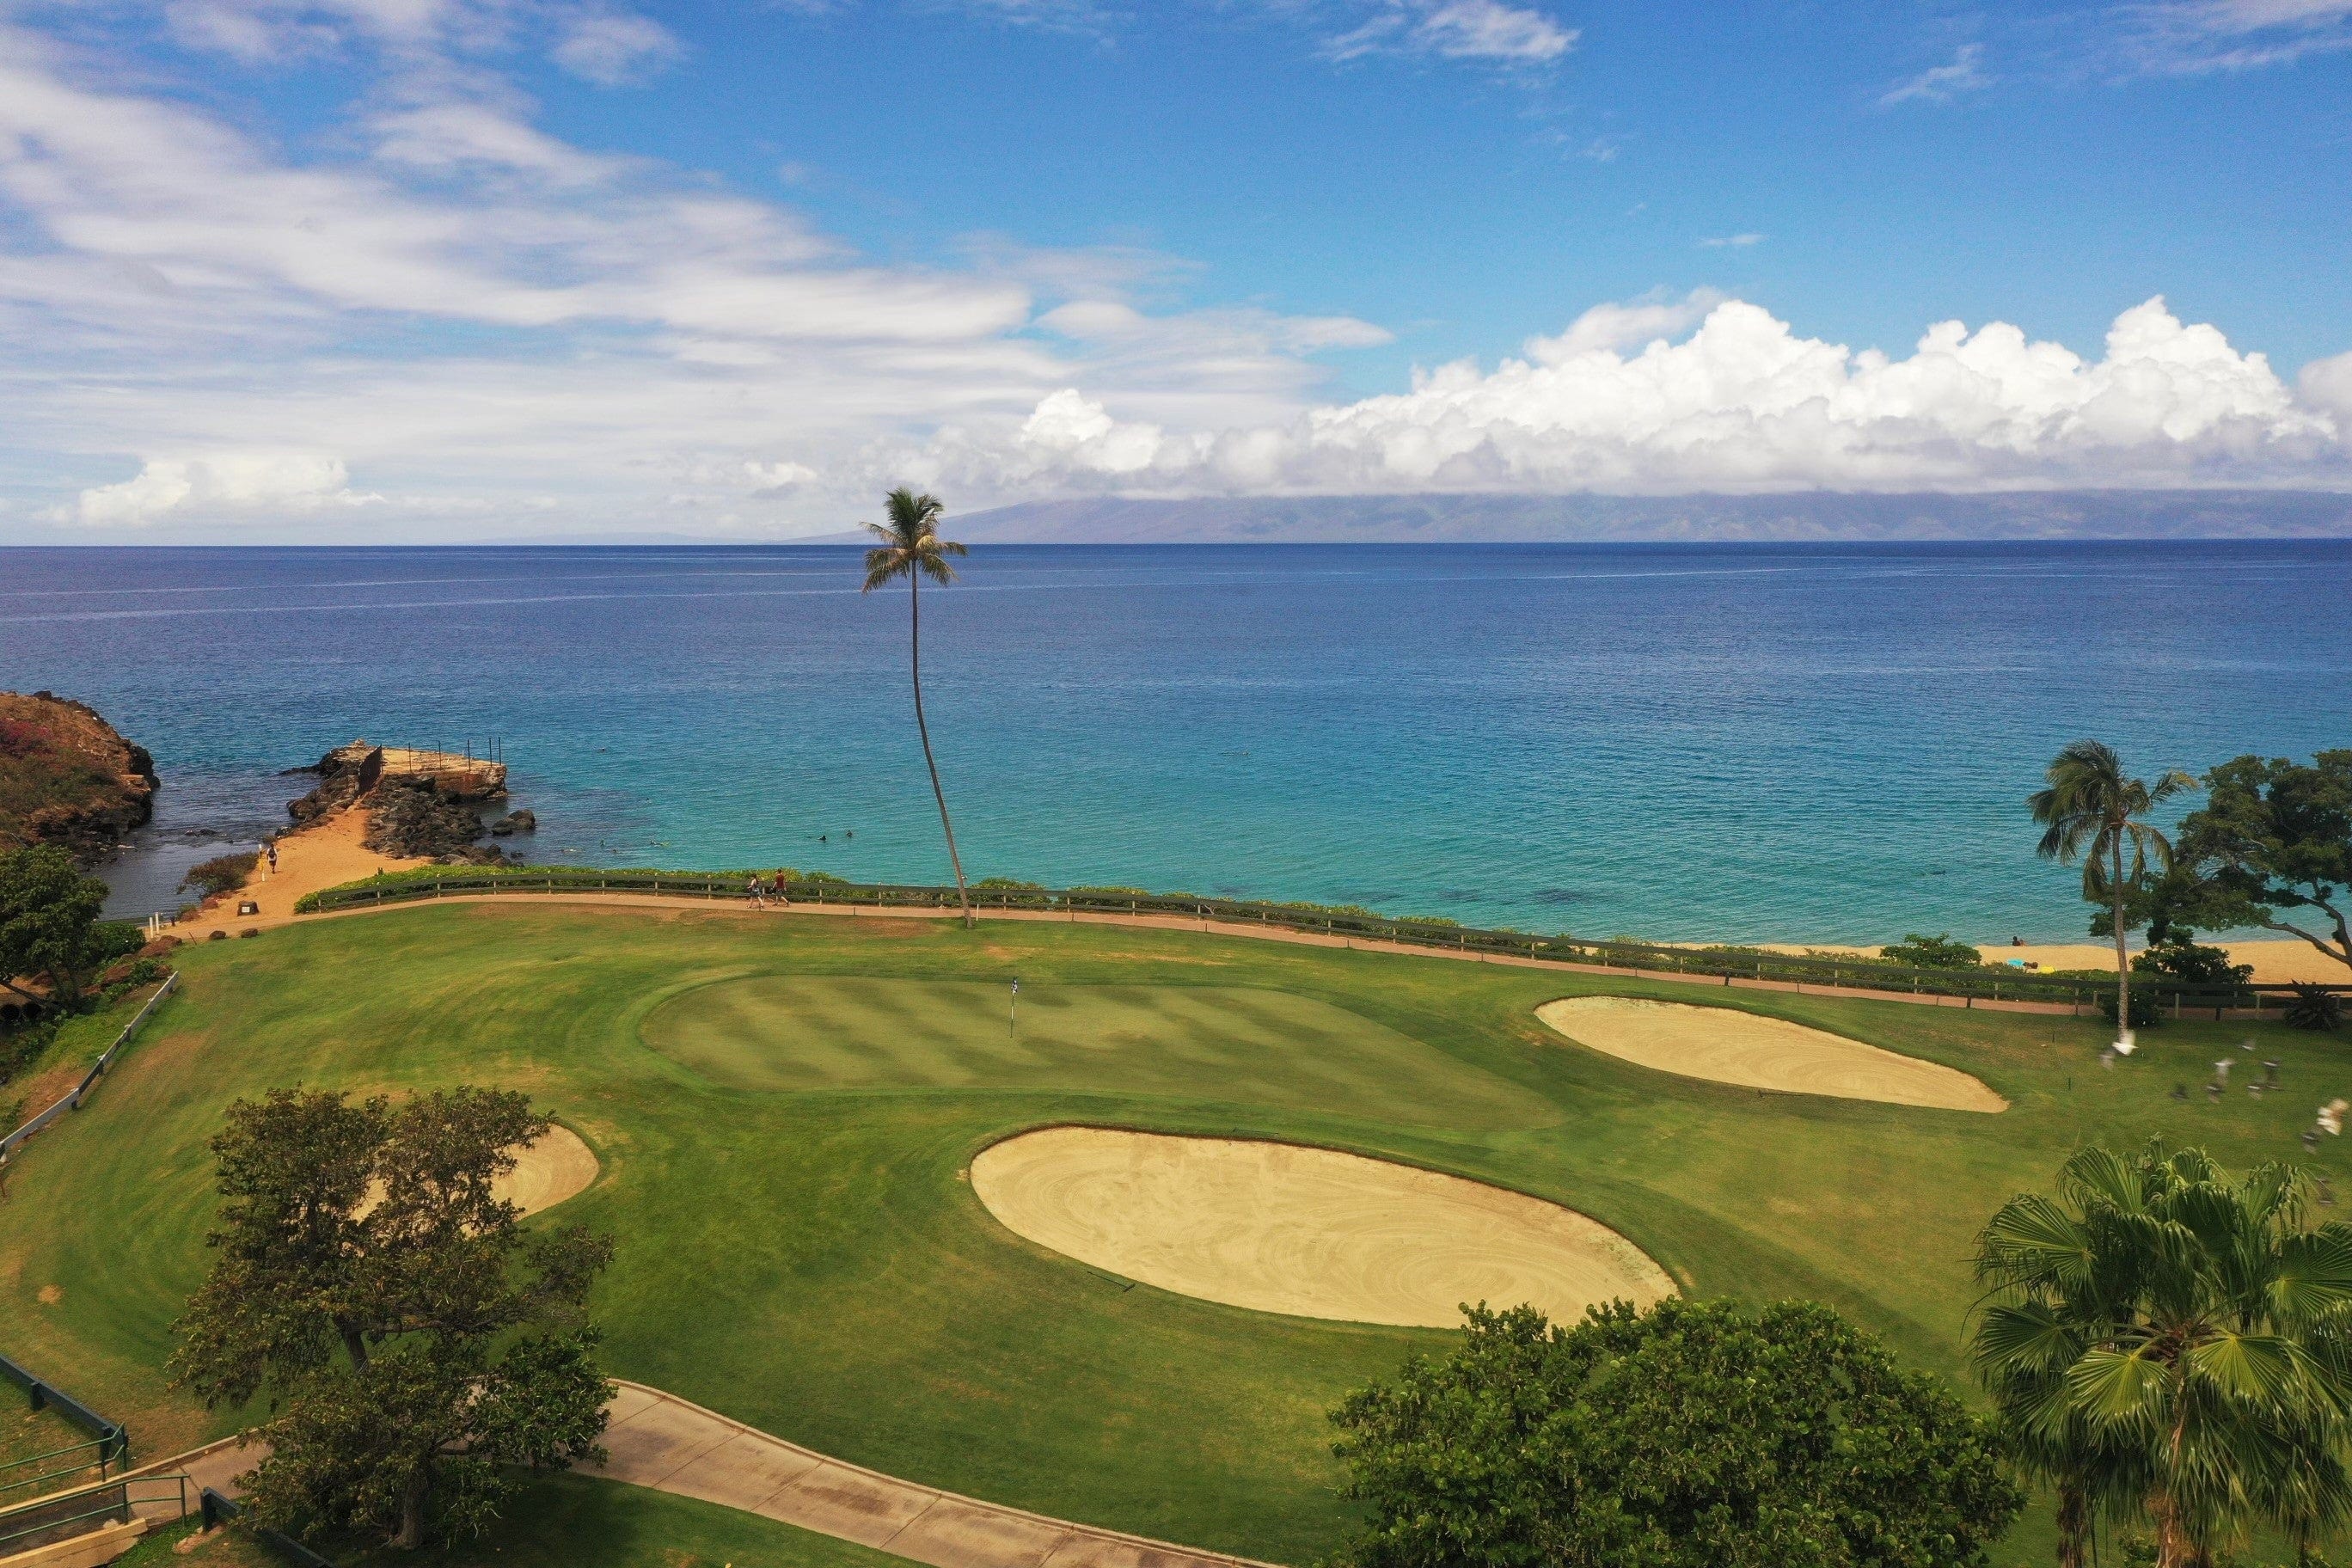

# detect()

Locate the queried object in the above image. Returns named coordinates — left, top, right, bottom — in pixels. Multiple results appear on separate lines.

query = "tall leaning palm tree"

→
left=2029, top=741, right=2196, bottom=1042
left=862, top=487, right=972, bottom=928
left=1972, top=1142, right=2352, bottom=1568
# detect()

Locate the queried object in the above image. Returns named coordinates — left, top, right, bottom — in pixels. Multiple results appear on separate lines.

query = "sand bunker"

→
left=499, top=1124, right=599, bottom=1216
left=357, top=1124, right=598, bottom=1220
left=970, top=1127, right=1673, bottom=1328
left=1535, top=996, right=2006, bottom=1112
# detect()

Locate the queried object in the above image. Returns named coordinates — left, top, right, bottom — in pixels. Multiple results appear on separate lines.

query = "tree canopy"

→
left=0, top=842, right=126, bottom=1008
left=170, top=1086, right=613, bottom=1551
left=1329, top=1297, right=2020, bottom=1568
left=2175, top=751, right=2352, bottom=976
left=1972, top=1142, right=2352, bottom=1568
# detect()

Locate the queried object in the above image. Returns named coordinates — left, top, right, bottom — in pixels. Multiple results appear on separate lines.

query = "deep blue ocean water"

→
left=3, top=541, right=2347, bottom=943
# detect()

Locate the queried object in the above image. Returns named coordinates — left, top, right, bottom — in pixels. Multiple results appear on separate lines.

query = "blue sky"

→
left=2, top=0, right=2348, bottom=538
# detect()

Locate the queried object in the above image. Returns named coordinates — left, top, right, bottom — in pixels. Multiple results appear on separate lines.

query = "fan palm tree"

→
left=861, top=487, right=972, bottom=928
left=1971, top=1142, right=2352, bottom=1568
left=2029, top=741, right=2196, bottom=1041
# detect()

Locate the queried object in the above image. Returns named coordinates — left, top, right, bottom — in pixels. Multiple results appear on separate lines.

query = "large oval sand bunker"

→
left=1536, top=996, right=2006, bottom=1112
left=970, top=1127, right=1674, bottom=1328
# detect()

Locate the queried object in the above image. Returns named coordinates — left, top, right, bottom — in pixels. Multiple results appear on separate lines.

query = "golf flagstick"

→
left=1010, top=976, right=1019, bottom=1038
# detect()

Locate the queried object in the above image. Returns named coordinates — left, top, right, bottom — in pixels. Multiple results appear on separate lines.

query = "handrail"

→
left=294, top=870, right=2341, bottom=1014
left=0, top=1435, right=113, bottom=1501
left=1, top=971, right=180, bottom=1165
left=0, top=1471, right=187, bottom=1557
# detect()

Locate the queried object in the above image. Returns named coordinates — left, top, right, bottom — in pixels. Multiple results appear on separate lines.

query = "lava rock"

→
left=360, top=779, right=492, bottom=861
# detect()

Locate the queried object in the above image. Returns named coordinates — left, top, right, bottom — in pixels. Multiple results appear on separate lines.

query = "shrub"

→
left=1331, top=1298, right=2020, bottom=1568
left=1878, top=933, right=1984, bottom=970
left=2132, top=940, right=2252, bottom=988
left=973, top=877, right=1044, bottom=890
left=181, top=852, right=259, bottom=900
left=2283, top=983, right=2344, bottom=1032
left=2098, top=989, right=2162, bottom=1028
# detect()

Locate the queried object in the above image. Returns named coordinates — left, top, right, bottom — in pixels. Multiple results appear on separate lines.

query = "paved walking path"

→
left=597, top=1381, right=1272, bottom=1568
left=122, top=1383, right=1275, bottom=1568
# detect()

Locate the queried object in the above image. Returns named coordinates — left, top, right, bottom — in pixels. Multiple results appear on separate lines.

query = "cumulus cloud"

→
left=70, top=454, right=380, bottom=526
left=2301, top=350, right=2352, bottom=422
left=981, top=297, right=2343, bottom=496
left=1879, top=42, right=1991, bottom=105
left=1522, top=289, right=1725, bottom=362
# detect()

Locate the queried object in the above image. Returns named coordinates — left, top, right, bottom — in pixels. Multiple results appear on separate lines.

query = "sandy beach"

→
left=1764, top=939, right=2346, bottom=985
left=168, top=805, right=429, bottom=937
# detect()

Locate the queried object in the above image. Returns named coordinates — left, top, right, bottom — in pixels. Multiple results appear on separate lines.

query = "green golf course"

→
left=3, top=900, right=2347, bottom=1566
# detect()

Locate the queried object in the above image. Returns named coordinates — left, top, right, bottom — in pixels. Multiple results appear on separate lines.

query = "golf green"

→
left=2, top=901, right=2345, bottom=1566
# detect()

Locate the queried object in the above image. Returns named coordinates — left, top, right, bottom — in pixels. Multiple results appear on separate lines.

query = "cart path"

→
left=131, top=1381, right=1279, bottom=1568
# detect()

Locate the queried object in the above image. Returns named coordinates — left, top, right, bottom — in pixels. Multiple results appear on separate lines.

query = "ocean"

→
left=3, top=541, right=2346, bottom=944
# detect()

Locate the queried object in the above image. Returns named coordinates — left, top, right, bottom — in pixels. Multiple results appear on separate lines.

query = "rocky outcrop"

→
left=488, top=808, right=536, bottom=837
left=285, top=740, right=527, bottom=864
left=359, top=779, right=505, bottom=863
left=0, top=692, right=158, bottom=862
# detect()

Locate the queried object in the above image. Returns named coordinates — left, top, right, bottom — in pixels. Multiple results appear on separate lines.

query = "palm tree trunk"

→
left=909, top=575, right=972, bottom=929
left=2055, top=1480, right=2088, bottom=1568
left=2113, top=836, right=2131, bottom=1038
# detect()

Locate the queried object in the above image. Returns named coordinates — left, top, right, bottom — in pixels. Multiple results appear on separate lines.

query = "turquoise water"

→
left=4, top=541, right=2346, bottom=943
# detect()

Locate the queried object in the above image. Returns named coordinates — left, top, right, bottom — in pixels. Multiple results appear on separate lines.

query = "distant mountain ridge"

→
left=937, top=491, right=2352, bottom=544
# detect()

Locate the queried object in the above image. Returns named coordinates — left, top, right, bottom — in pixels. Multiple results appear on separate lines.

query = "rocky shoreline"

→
left=0, top=691, right=158, bottom=862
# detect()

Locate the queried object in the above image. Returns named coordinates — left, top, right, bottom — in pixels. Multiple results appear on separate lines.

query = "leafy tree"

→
left=0, top=843, right=119, bottom=1008
left=861, top=487, right=974, bottom=928
left=2174, top=752, right=2352, bottom=977
left=1329, top=1297, right=2020, bottom=1568
left=1881, top=933, right=1986, bottom=970
left=1971, top=1142, right=2352, bottom=1568
left=2029, top=741, right=2197, bottom=1040
left=170, top=1086, right=613, bottom=1551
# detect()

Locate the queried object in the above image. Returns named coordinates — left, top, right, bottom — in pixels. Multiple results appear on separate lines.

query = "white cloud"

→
left=2301, top=350, right=2352, bottom=421
left=1698, top=233, right=1764, bottom=248
left=1879, top=42, right=1991, bottom=105
left=2119, top=0, right=2352, bottom=71
left=70, top=454, right=380, bottom=526
left=1020, top=389, right=1167, bottom=474
left=0, top=21, right=1386, bottom=535
left=551, top=9, right=683, bottom=83
left=2, top=17, right=2346, bottom=538
left=981, top=297, right=2344, bottom=496
left=1522, top=289, right=1725, bottom=362
left=1326, top=0, right=1576, bottom=64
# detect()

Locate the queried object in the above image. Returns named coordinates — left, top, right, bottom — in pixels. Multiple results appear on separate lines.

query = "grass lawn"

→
left=2, top=901, right=2348, bottom=1565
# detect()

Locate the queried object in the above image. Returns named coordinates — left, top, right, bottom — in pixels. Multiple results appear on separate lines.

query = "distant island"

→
left=922, top=489, right=2352, bottom=545
left=0, top=691, right=156, bottom=860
